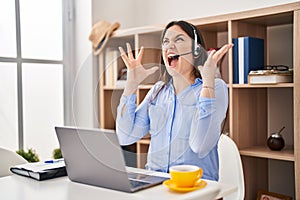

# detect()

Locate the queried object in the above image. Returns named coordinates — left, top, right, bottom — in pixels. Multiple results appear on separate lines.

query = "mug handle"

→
left=197, top=168, right=203, bottom=179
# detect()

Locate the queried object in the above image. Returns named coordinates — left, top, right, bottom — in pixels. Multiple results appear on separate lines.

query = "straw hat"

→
left=89, top=20, right=120, bottom=55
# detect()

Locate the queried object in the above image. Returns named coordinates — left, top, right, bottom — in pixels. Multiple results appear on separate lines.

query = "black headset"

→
left=189, top=23, right=201, bottom=57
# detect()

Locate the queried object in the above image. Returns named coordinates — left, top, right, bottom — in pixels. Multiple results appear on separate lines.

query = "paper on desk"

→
left=14, top=159, right=65, bottom=172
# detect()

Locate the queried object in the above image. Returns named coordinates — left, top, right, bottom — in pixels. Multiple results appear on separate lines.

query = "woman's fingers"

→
left=137, top=46, right=144, bottom=62
left=200, top=44, right=233, bottom=71
left=126, top=43, right=134, bottom=60
left=118, top=46, right=130, bottom=67
left=212, top=44, right=233, bottom=62
left=119, top=43, right=146, bottom=71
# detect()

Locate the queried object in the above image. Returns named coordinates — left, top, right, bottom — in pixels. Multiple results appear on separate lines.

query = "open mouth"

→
left=168, top=54, right=179, bottom=67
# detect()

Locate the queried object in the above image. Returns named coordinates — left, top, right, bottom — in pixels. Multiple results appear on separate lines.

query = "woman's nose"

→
left=162, top=41, right=175, bottom=50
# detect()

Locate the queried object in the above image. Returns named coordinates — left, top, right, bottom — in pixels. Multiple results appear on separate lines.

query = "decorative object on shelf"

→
left=267, top=126, right=286, bottom=151
left=256, top=190, right=292, bottom=200
left=89, top=20, right=120, bottom=55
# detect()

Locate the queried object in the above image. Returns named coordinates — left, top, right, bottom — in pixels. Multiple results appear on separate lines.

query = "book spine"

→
left=105, top=48, right=112, bottom=86
left=244, top=37, right=249, bottom=84
left=112, top=50, right=118, bottom=87
left=238, top=37, right=244, bottom=84
left=243, top=37, right=264, bottom=83
left=105, top=48, right=119, bottom=87
left=232, top=38, right=239, bottom=84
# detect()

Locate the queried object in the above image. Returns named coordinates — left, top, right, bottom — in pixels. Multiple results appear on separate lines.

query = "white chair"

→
left=218, top=134, right=245, bottom=200
left=0, top=147, right=28, bottom=177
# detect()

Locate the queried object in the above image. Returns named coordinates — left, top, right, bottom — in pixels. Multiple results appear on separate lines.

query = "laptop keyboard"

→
left=129, top=179, right=150, bottom=188
left=128, top=172, right=168, bottom=189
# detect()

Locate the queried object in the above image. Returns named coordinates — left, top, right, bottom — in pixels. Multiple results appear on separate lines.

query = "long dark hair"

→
left=150, top=21, right=207, bottom=102
left=160, top=20, right=207, bottom=84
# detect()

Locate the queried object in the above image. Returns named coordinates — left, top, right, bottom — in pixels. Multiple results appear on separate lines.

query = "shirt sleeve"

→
left=116, top=82, right=162, bottom=145
left=189, top=79, right=228, bottom=158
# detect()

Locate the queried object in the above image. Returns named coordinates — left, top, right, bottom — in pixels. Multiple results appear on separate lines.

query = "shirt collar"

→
left=191, top=77, right=203, bottom=87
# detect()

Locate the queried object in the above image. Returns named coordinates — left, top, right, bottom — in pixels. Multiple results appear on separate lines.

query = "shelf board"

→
left=239, top=146, right=294, bottom=161
left=103, top=86, right=124, bottom=90
left=113, top=26, right=163, bottom=38
left=138, top=84, right=154, bottom=90
left=238, top=11, right=294, bottom=26
left=232, top=83, right=293, bottom=88
left=103, top=84, right=154, bottom=91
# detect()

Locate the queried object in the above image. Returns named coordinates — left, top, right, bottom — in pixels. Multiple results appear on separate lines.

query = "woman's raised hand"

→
left=198, top=43, right=233, bottom=88
left=119, top=43, right=159, bottom=95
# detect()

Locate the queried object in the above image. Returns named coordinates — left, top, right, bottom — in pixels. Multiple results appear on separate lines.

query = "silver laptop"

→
left=55, top=126, right=167, bottom=192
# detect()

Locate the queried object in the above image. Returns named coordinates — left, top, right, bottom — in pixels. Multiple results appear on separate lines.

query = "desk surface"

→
left=0, top=168, right=236, bottom=200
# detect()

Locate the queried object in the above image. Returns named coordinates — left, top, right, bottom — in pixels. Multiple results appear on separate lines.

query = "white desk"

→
left=0, top=168, right=236, bottom=200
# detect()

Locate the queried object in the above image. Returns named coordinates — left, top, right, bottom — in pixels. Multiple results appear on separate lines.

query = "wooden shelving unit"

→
left=239, top=146, right=294, bottom=162
left=98, top=2, right=300, bottom=199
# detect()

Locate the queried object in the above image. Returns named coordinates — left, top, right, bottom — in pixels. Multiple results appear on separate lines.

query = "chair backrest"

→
left=218, top=134, right=245, bottom=200
left=0, top=147, right=28, bottom=177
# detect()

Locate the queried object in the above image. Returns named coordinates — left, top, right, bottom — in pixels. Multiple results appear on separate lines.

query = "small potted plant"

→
left=16, top=148, right=40, bottom=162
left=52, top=148, right=63, bottom=159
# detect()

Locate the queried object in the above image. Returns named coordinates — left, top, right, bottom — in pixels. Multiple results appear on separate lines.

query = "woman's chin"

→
left=166, top=67, right=179, bottom=77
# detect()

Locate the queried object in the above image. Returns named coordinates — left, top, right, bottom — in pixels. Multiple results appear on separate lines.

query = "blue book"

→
left=233, top=37, right=264, bottom=84
left=232, top=38, right=239, bottom=83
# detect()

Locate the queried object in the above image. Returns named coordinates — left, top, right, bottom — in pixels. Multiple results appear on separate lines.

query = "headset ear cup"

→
left=194, top=44, right=201, bottom=57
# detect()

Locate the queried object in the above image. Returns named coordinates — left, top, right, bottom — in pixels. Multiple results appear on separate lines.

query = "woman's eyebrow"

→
left=164, top=33, right=186, bottom=40
left=175, top=34, right=185, bottom=38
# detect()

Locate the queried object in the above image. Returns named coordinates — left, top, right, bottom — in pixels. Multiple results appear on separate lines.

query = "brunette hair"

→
left=150, top=21, right=208, bottom=102
left=160, top=20, right=207, bottom=84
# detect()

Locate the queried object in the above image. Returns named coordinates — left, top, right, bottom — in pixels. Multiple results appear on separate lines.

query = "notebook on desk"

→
left=55, top=126, right=167, bottom=193
left=10, top=159, right=67, bottom=181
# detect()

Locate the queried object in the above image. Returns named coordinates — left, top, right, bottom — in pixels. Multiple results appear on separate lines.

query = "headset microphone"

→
left=170, top=51, right=193, bottom=59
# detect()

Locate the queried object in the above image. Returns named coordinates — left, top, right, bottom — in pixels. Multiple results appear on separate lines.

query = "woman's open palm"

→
left=198, top=43, right=233, bottom=84
left=119, top=43, right=159, bottom=86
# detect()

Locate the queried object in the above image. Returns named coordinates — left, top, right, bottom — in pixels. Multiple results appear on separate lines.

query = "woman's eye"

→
left=162, top=40, right=169, bottom=46
left=175, top=37, right=184, bottom=42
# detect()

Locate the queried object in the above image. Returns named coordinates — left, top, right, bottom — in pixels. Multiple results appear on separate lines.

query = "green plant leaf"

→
left=16, top=148, right=40, bottom=162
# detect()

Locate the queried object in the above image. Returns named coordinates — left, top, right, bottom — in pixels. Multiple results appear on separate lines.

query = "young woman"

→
left=116, top=20, right=233, bottom=181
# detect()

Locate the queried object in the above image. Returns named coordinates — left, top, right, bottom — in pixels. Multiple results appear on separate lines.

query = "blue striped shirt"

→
left=116, top=78, right=228, bottom=181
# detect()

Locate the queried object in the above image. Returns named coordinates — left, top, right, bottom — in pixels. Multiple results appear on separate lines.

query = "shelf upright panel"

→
left=293, top=9, right=300, bottom=200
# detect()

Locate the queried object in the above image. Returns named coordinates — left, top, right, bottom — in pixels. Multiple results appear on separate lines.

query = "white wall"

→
left=72, top=0, right=96, bottom=127
left=136, top=0, right=298, bottom=26
left=92, top=0, right=136, bottom=26
left=92, top=0, right=298, bottom=28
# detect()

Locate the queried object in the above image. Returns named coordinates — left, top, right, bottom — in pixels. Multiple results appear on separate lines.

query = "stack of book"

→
left=233, top=36, right=264, bottom=84
left=248, top=69, right=293, bottom=84
left=104, top=48, right=127, bottom=87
